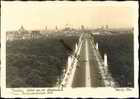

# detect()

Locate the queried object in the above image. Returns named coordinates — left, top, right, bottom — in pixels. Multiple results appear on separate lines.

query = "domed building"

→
left=17, top=26, right=30, bottom=39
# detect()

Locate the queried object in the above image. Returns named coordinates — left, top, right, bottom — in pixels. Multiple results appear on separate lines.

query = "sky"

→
left=1, top=1, right=138, bottom=31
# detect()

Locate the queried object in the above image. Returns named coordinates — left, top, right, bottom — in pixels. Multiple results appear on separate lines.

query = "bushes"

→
left=6, top=36, right=78, bottom=87
left=94, top=33, right=134, bottom=87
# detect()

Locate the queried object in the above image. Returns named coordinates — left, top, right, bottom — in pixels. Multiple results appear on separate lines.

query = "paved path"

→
left=72, top=34, right=104, bottom=87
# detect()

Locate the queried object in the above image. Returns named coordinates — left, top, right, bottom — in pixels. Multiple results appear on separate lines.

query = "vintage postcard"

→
left=1, top=1, right=139, bottom=98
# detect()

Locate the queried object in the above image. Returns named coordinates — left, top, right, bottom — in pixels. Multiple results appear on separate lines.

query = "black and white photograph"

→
left=1, top=1, right=139, bottom=98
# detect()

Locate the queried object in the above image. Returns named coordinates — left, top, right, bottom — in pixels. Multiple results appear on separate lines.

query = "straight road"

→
left=72, top=34, right=104, bottom=87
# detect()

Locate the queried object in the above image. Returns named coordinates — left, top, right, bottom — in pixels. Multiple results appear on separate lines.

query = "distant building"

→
left=6, top=26, right=43, bottom=41
left=18, top=25, right=26, bottom=33
left=31, top=30, right=42, bottom=39
left=56, top=26, right=58, bottom=30
left=64, top=24, right=71, bottom=31
left=105, top=25, right=109, bottom=30
left=45, top=26, right=47, bottom=31
left=17, top=26, right=30, bottom=39
left=6, top=31, right=18, bottom=41
left=81, top=25, right=85, bottom=30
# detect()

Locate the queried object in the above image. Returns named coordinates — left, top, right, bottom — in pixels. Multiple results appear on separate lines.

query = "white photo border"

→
left=1, top=1, right=139, bottom=98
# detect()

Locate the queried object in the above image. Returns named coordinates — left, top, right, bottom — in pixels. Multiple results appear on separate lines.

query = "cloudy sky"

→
left=1, top=1, right=138, bottom=31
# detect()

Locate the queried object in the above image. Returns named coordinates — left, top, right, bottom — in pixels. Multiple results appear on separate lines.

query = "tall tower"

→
left=45, top=26, right=47, bottom=31
left=65, top=24, right=70, bottom=30
left=56, top=26, right=58, bottom=30
left=81, top=25, right=84, bottom=30
left=105, top=25, right=109, bottom=30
